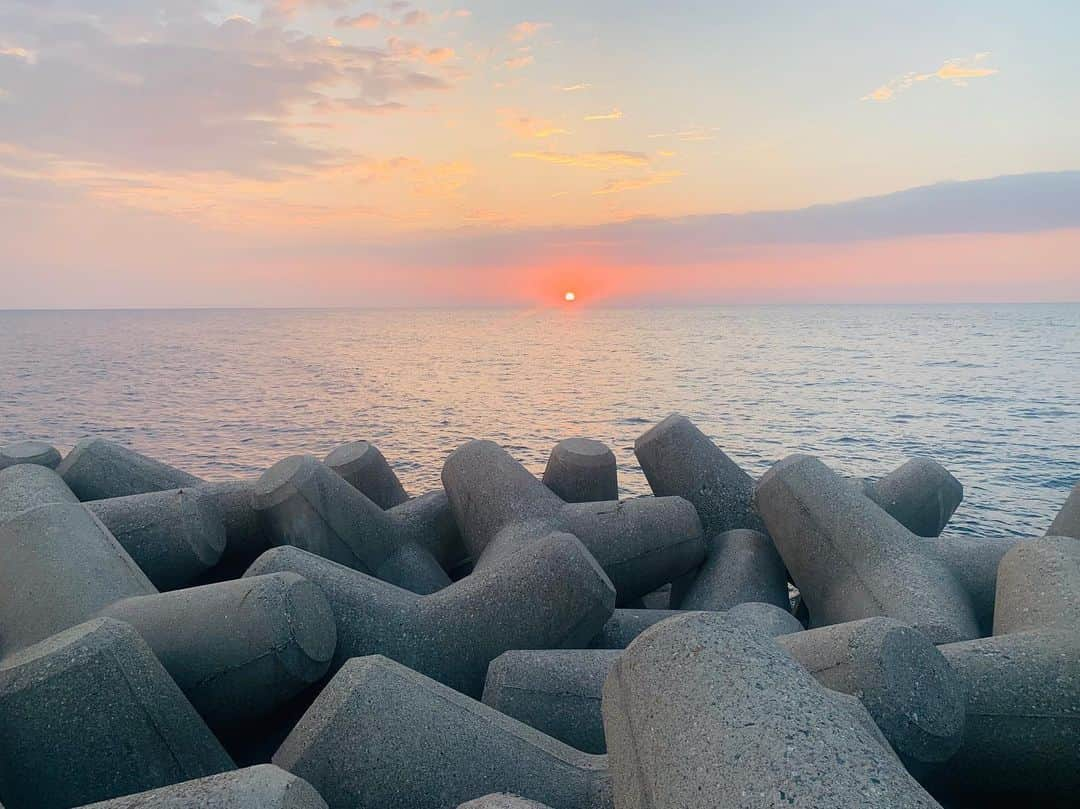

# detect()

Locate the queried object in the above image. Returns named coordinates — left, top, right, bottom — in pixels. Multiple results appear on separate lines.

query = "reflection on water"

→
left=1, top=305, right=1076, bottom=536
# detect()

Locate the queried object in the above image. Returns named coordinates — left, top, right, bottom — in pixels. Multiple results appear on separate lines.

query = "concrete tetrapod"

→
left=75, top=766, right=327, bottom=809
left=542, top=438, right=618, bottom=503
left=254, top=455, right=451, bottom=594
left=0, top=498, right=336, bottom=730
left=56, top=437, right=204, bottom=500
left=486, top=616, right=964, bottom=768
left=0, top=463, right=226, bottom=590
left=754, top=454, right=979, bottom=643
left=860, top=457, right=964, bottom=537
left=245, top=533, right=615, bottom=697
left=0, top=440, right=62, bottom=471
left=586, top=603, right=803, bottom=649
left=674, top=528, right=789, bottom=611
left=442, top=440, right=703, bottom=604
left=925, top=536, right=1079, bottom=807
left=273, top=655, right=612, bottom=809
left=1047, top=481, right=1079, bottom=538
left=325, top=440, right=467, bottom=571
left=458, top=797, right=554, bottom=809
left=0, top=618, right=233, bottom=809
left=601, top=612, right=943, bottom=809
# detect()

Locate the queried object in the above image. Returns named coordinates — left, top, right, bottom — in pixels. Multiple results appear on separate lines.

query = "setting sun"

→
left=564, top=291, right=577, bottom=302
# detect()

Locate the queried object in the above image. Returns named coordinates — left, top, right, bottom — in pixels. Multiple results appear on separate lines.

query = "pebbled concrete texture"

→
left=587, top=603, right=802, bottom=649
left=1047, top=480, right=1079, bottom=538
left=926, top=535, right=1024, bottom=636
left=246, top=533, right=614, bottom=698
left=993, top=534, right=1079, bottom=635
left=325, top=440, right=409, bottom=509
left=443, top=440, right=703, bottom=605
left=542, top=438, right=618, bottom=503
left=754, top=453, right=978, bottom=643
left=673, top=528, right=789, bottom=611
left=0, top=618, right=233, bottom=809
left=273, top=655, right=612, bottom=809
left=0, top=463, right=79, bottom=520
left=601, top=612, right=943, bottom=809
left=0, top=492, right=335, bottom=731
left=0, top=441, right=62, bottom=471
left=634, top=413, right=765, bottom=537
left=75, top=766, right=327, bottom=809
left=775, top=618, right=965, bottom=769
left=487, top=616, right=963, bottom=767
left=56, top=438, right=204, bottom=501
left=458, top=796, right=554, bottom=809
left=254, top=455, right=450, bottom=594
left=931, top=630, right=1079, bottom=807
left=863, top=457, right=963, bottom=537
left=87, top=488, right=227, bottom=590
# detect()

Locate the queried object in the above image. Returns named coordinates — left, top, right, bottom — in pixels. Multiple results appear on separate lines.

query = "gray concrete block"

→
left=458, top=796, right=554, bottom=809
left=601, top=612, right=942, bottom=809
left=587, top=602, right=802, bottom=649
left=994, top=535, right=1080, bottom=635
left=634, top=413, right=765, bottom=537
left=673, top=528, right=789, bottom=611
left=87, top=488, right=227, bottom=590
left=1047, top=481, right=1079, bottom=538
left=325, top=440, right=409, bottom=509
left=0, top=463, right=79, bottom=520
left=542, top=438, right=618, bottom=503
left=775, top=617, right=965, bottom=768
left=254, top=455, right=450, bottom=594
left=927, top=535, right=1023, bottom=636
left=273, top=655, right=611, bottom=809
left=101, top=573, right=336, bottom=727
left=0, top=440, right=62, bottom=471
left=245, top=532, right=614, bottom=698
left=865, top=457, right=963, bottom=537
left=754, top=454, right=979, bottom=643
left=75, top=765, right=326, bottom=809
left=0, top=501, right=335, bottom=729
left=56, top=438, right=203, bottom=501
left=0, top=618, right=233, bottom=809
left=484, top=650, right=614, bottom=754
left=490, top=616, right=962, bottom=767
left=931, top=630, right=1079, bottom=807
left=442, top=440, right=703, bottom=604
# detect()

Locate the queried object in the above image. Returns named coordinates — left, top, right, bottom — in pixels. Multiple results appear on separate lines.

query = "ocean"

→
left=1, top=305, right=1076, bottom=536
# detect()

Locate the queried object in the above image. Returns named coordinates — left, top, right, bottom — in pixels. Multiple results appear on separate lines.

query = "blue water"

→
left=0, top=305, right=1076, bottom=536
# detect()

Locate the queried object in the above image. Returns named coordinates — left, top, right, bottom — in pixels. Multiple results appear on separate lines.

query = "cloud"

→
left=388, top=37, right=456, bottom=65
left=400, top=10, right=430, bottom=27
left=0, top=3, right=456, bottom=177
left=504, top=55, right=534, bottom=70
left=510, top=22, right=551, bottom=42
left=863, top=53, right=998, bottom=102
left=499, top=110, right=569, bottom=139
left=512, top=151, right=651, bottom=169
left=584, top=107, right=623, bottom=121
left=593, top=171, right=684, bottom=195
left=648, top=127, right=719, bottom=142
left=336, top=13, right=383, bottom=29
left=561, top=83, right=590, bottom=92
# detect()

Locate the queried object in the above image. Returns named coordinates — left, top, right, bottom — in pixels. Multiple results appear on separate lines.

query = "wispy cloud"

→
left=499, top=110, right=569, bottom=139
left=336, top=13, right=382, bottom=29
left=510, top=21, right=551, bottom=42
left=512, top=151, right=650, bottom=169
left=862, top=53, right=999, bottom=102
left=593, top=170, right=684, bottom=195
left=561, top=83, right=590, bottom=92
left=504, top=54, right=534, bottom=70
left=584, top=107, right=623, bottom=121
left=647, top=127, right=719, bottom=142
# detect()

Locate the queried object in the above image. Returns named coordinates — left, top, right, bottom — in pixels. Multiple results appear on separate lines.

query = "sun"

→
left=564, top=291, right=577, bottom=302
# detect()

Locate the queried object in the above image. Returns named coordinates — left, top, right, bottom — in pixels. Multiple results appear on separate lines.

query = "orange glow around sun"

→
left=564, top=291, right=576, bottom=302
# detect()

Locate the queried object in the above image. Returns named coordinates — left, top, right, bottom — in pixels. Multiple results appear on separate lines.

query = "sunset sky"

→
left=1, top=0, right=1078, bottom=306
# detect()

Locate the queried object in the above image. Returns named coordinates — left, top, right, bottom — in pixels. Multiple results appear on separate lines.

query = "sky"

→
left=0, top=0, right=1078, bottom=307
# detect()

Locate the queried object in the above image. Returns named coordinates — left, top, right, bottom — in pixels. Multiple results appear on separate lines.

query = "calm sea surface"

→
left=0, top=305, right=1076, bottom=536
